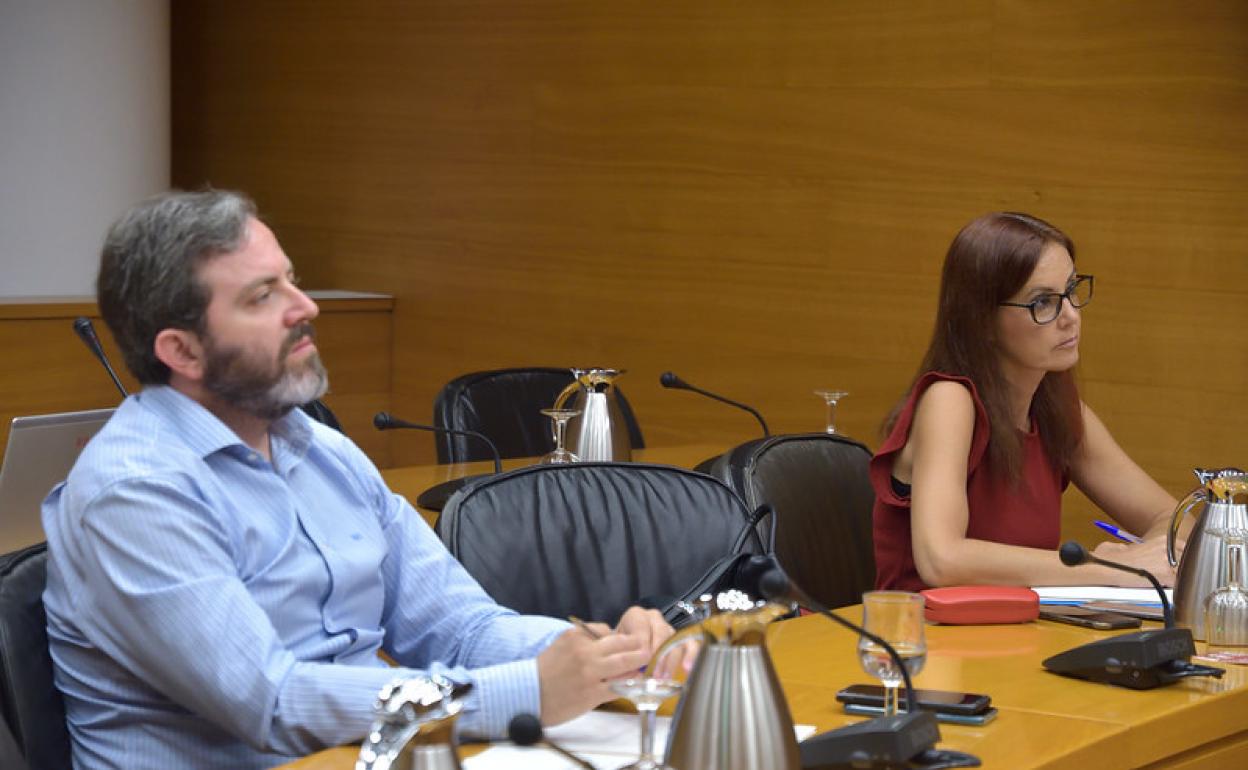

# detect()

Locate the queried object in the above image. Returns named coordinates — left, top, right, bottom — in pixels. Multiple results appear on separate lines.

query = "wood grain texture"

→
left=170, top=1, right=1248, bottom=501
left=0, top=297, right=394, bottom=468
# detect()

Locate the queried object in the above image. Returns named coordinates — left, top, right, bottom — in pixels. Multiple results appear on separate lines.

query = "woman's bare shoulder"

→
left=913, top=379, right=976, bottom=425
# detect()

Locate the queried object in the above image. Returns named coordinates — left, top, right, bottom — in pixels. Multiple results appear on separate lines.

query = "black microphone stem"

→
left=73, top=317, right=129, bottom=399
left=1060, top=541, right=1175, bottom=628
left=660, top=371, right=770, bottom=437
left=373, top=412, right=502, bottom=474
left=821, top=605, right=919, bottom=715
left=1084, top=547, right=1174, bottom=628
left=685, top=382, right=770, bottom=437
left=762, top=572, right=918, bottom=714
left=507, top=714, right=595, bottom=770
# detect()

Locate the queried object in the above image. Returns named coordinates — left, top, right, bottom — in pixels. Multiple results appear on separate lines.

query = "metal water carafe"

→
left=356, top=676, right=471, bottom=770
left=1167, top=468, right=1248, bottom=640
left=661, top=591, right=801, bottom=770
left=553, top=367, right=632, bottom=461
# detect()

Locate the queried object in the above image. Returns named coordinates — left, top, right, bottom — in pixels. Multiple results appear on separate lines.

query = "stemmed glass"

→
left=608, top=676, right=682, bottom=770
left=540, top=408, right=580, bottom=464
left=857, top=591, right=927, bottom=716
left=1205, top=534, right=1248, bottom=649
left=813, top=390, right=849, bottom=434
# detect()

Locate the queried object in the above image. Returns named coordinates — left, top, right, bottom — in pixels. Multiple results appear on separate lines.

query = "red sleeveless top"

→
left=869, top=372, right=1067, bottom=591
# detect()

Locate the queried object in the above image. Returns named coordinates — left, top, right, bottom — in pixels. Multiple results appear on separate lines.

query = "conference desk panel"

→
left=781, top=679, right=1120, bottom=770
left=768, top=614, right=1248, bottom=769
left=280, top=610, right=1240, bottom=770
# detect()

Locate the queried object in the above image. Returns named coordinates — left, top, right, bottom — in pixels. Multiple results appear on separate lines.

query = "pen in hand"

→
left=567, top=615, right=606, bottom=640
left=1094, top=520, right=1145, bottom=545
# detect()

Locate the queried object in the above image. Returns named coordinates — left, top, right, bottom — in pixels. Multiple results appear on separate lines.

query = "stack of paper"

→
left=464, top=711, right=817, bottom=769
left=1031, top=585, right=1171, bottom=606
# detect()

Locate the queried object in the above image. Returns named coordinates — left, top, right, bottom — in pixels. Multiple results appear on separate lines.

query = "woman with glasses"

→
left=870, top=212, right=1179, bottom=591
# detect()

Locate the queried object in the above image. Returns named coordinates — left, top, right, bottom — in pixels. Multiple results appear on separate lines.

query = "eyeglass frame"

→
left=998, top=274, right=1094, bottom=325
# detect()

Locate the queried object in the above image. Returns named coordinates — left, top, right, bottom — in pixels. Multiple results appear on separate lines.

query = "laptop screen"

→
left=0, top=408, right=114, bottom=553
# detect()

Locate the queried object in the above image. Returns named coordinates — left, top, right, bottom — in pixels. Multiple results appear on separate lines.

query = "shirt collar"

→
left=270, top=406, right=313, bottom=468
left=136, top=385, right=313, bottom=464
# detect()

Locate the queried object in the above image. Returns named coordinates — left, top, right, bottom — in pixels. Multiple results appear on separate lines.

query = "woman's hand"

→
left=1090, top=536, right=1182, bottom=587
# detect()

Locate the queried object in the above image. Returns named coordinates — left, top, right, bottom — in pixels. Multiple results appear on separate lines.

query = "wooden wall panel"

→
left=170, top=1, right=1248, bottom=524
left=0, top=296, right=394, bottom=469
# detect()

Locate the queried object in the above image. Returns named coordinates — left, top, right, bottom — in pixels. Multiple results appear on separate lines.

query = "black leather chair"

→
left=432, top=368, right=644, bottom=463
left=299, top=398, right=344, bottom=433
left=437, top=463, right=755, bottom=623
left=706, top=433, right=875, bottom=610
left=0, top=543, right=72, bottom=770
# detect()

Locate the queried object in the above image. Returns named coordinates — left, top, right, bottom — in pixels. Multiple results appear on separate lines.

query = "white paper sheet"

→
left=1031, top=585, right=1171, bottom=605
left=464, top=711, right=817, bottom=770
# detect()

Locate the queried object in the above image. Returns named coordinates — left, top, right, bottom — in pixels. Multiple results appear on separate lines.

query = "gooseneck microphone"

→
left=659, top=371, right=770, bottom=437
left=373, top=412, right=502, bottom=474
left=73, top=317, right=128, bottom=398
left=758, top=569, right=920, bottom=714
left=507, top=713, right=595, bottom=770
left=1042, top=540, right=1223, bottom=690
left=757, top=568, right=983, bottom=770
left=1059, top=541, right=1175, bottom=628
left=374, top=412, right=503, bottom=513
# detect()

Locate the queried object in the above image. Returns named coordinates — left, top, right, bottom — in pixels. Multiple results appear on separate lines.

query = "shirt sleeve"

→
left=60, top=465, right=564, bottom=758
left=346, top=442, right=570, bottom=738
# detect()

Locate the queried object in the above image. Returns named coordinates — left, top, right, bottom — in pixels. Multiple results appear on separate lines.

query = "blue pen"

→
left=1094, top=520, right=1144, bottom=544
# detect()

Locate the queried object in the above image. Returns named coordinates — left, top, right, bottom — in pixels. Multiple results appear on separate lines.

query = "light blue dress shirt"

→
left=42, top=386, right=567, bottom=770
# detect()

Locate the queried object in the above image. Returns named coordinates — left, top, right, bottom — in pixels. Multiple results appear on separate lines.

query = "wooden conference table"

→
left=278, top=446, right=1248, bottom=769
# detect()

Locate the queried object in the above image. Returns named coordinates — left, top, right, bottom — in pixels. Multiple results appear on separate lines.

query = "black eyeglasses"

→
left=999, top=274, right=1094, bottom=325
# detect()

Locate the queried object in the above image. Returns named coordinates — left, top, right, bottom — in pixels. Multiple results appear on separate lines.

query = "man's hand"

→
left=614, top=606, right=674, bottom=656
left=536, top=624, right=649, bottom=726
left=537, top=607, right=676, bottom=726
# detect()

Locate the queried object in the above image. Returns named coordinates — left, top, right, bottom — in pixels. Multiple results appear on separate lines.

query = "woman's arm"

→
left=904, top=383, right=1153, bottom=587
left=1067, top=402, right=1182, bottom=582
left=1068, top=402, right=1177, bottom=538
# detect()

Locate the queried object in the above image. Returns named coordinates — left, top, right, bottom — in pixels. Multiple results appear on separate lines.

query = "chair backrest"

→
left=712, top=433, right=876, bottom=610
left=0, top=543, right=71, bottom=770
left=299, top=398, right=344, bottom=433
left=432, top=367, right=644, bottom=463
left=0, top=716, right=29, bottom=770
left=437, top=463, right=752, bottom=622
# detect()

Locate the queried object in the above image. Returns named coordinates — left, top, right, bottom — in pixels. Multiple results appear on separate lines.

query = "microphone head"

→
left=758, top=567, right=792, bottom=602
left=372, top=412, right=391, bottom=431
left=659, top=371, right=685, bottom=389
left=73, top=317, right=94, bottom=336
left=507, top=713, right=544, bottom=747
left=1059, top=541, right=1088, bottom=567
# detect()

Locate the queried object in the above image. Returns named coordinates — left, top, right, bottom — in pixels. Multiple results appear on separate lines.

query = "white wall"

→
left=0, top=0, right=169, bottom=298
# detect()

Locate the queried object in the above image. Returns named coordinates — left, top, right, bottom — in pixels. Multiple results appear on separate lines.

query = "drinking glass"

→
left=813, top=390, right=849, bottom=434
left=1205, top=534, right=1248, bottom=648
left=857, top=591, right=927, bottom=716
left=609, top=676, right=683, bottom=770
left=540, top=408, right=580, bottom=464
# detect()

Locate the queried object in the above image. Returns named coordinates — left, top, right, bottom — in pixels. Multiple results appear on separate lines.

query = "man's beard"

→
left=201, top=322, right=329, bottom=421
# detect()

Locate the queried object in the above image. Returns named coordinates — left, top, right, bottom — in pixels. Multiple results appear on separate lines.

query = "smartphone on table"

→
left=1038, top=606, right=1141, bottom=630
left=835, top=684, right=992, bottom=717
left=841, top=702, right=998, bottom=725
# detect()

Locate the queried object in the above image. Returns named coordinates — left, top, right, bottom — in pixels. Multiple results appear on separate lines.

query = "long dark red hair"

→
left=884, top=212, right=1085, bottom=479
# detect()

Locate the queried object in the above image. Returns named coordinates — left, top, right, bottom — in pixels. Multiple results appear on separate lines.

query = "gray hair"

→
left=96, top=189, right=257, bottom=384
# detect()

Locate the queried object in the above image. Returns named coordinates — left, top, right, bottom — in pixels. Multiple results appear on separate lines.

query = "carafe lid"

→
left=1210, top=474, right=1248, bottom=504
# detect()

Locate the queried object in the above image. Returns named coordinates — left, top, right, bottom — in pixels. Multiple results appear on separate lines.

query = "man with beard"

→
left=41, top=190, right=672, bottom=770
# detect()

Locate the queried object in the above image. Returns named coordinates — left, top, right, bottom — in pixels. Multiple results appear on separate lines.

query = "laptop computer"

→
left=0, top=408, right=114, bottom=553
